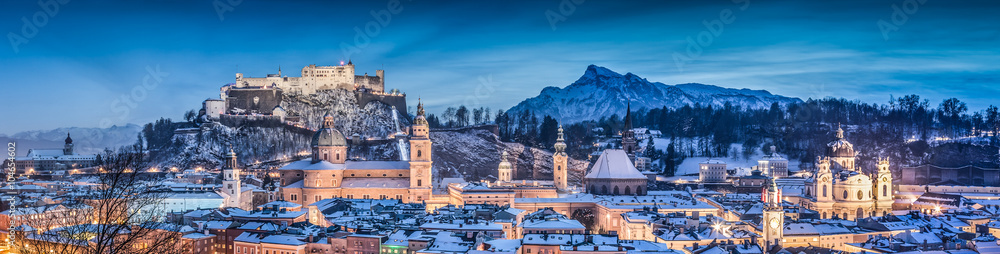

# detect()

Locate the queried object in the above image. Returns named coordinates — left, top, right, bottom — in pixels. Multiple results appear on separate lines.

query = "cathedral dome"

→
left=312, top=112, right=347, bottom=147
left=312, top=128, right=347, bottom=147
left=826, top=125, right=855, bottom=157
left=65, top=133, right=73, bottom=144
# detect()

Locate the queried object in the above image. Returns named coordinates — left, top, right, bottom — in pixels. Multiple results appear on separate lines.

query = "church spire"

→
left=624, top=102, right=633, bottom=130
left=554, top=125, right=566, bottom=154
left=836, top=123, right=844, bottom=139
left=414, top=98, right=428, bottom=126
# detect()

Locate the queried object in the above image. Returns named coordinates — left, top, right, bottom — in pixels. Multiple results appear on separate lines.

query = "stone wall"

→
left=355, top=91, right=407, bottom=118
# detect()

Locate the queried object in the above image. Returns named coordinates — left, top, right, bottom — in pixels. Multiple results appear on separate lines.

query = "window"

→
left=417, top=179, right=422, bottom=187
left=883, top=185, right=888, bottom=197
left=291, top=194, right=297, bottom=201
left=417, top=150, right=422, bottom=158
left=822, top=185, right=827, bottom=197
left=843, top=190, right=848, bottom=199
left=857, top=190, right=863, bottom=200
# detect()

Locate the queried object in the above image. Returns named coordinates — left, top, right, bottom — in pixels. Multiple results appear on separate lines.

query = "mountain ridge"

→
left=507, top=65, right=802, bottom=123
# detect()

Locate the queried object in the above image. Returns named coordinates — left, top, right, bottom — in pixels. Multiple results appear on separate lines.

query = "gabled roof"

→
left=585, top=149, right=646, bottom=179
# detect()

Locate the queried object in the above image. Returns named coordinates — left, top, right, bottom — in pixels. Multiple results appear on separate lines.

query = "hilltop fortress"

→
left=205, top=62, right=406, bottom=119
left=232, top=61, right=386, bottom=94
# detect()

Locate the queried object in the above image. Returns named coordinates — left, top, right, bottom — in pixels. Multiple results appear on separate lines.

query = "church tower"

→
left=498, top=151, right=512, bottom=183
left=553, top=125, right=568, bottom=191
left=222, top=148, right=242, bottom=208
left=874, top=157, right=893, bottom=217
left=63, top=133, right=74, bottom=155
left=762, top=176, right=784, bottom=250
left=409, top=100, right=433, bottom=203
left=621, top=103, right=637, bottom=161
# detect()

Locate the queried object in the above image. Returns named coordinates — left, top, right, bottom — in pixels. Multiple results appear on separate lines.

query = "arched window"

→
left=417, top=150, right=422, bottom=158
left=882, top=185, right=888, bottom=197
left=843, top=190, right=848, bottom=199
left=602, top=185, right=608, bottom=195
left=625, top=186, right=631, bottom=195
left=857, top=190, right=863, bottom=200
left=636, top=186, right=643, bottom=195
left=822, top=212, right=827, bottom=219
left=590, top=185, right=596, bottom=194
left=822, top=185, right=827, bottom=197
left=613, top=186, right=620, bottom=195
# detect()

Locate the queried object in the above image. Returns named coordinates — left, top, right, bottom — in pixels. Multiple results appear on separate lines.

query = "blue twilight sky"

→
left=2, top=0, right=999, bottom=134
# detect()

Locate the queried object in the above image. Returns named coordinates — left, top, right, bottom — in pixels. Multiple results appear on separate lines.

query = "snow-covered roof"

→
left=522, top=218, right=586, bottom=230
left=279, top=159, right=344, bottom=170
left=278, top=159, right=411, bottom=170
left=585, top=149, right=646, bottom=179
left=346, top=160, right=410, bottom=169
left=260, top=234, right=306, bottom=245
left=259, top=201, right=302, bottom=209
left=341, top=177, right=409, bottom=189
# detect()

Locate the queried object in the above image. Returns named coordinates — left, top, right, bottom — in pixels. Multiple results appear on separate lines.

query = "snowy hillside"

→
left=430, top=128, right=589, bottom=184
left=281, top=89, right=409, bottom=138
left=1, top=124, right=142, bottom=156
left=158, top=124, right=313, bottom=168
left=507, top=65, right=802, bottom=123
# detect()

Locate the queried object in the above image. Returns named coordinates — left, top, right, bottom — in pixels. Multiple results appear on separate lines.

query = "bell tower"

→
left=761, top=176, right=784, bottom=250
left=409, top=100, right=433, bottom=203
left=621, top=103, right=637, bottom=161
left=63, top=133, right=74, bottom=155
left=553, top=125, right=568, bottom=191
left=222, top=148, right=242, bottom=209
left=497, top=151, right=512, bottom=183
left=875, top=157, right=893, bottom=217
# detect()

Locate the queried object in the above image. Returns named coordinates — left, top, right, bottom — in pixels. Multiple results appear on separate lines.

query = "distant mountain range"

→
left=507, top=65, right=802, bottom=123
left=0, top=124, right=142, bottom=156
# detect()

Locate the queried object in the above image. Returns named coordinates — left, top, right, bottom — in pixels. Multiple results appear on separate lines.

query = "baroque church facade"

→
left=277, top=101, right=433, bottom=205
left=803, top=125, right=894, bottom=220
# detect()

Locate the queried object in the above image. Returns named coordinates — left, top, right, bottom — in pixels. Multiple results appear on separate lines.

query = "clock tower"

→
left=222, top=148, right=242, bottom=209
left=553, top=125, right=568, bottom=191
left=409, top=100, right=433, bottom=203
left=762, top=176, right=784, bottom=250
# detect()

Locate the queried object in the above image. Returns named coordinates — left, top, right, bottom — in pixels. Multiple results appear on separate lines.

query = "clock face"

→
left=769, top=218, right=779, bottom=229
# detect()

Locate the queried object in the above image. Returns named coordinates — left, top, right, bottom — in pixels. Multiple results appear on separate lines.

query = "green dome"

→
left=312, top=128, right=347, bottom=147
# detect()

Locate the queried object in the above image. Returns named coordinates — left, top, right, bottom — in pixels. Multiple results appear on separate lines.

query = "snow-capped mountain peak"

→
left=507, top=65, right=802, bottom=123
